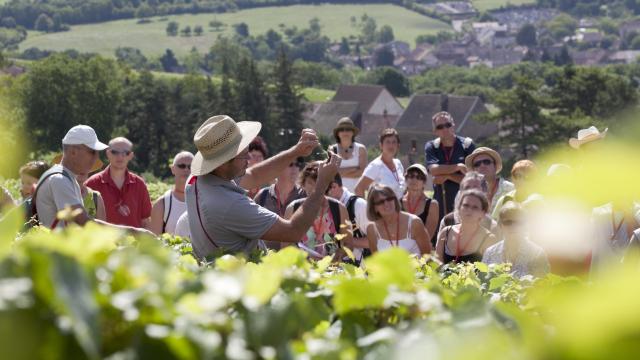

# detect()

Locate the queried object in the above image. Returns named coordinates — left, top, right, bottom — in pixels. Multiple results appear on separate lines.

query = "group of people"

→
left=1, top=111, right=638, bottom=279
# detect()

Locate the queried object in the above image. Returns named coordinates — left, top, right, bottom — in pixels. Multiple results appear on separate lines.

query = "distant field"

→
left=19, top=4, right=452, bottom=57
left=302, top=87, right=335, bottom=103
left=471, top=0, right=536, bottom=12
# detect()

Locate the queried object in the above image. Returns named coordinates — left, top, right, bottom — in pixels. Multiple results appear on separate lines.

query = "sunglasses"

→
left=501, top=219, right=521, bottom=226
left=435, top=122, right=453, bottom=130
left=373, top=196, right=395, bottom=206
left=473, top=159, right=494, bottom=168
left=337, top=127, right=353, bottom=132
left=109, top=149, right=132, bottom=156
left=175, top=163, right=191, bottom=170
left=406, top=173, right=426, bottom=181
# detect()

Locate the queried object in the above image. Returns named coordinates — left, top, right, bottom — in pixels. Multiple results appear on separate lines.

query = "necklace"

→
left=382, top=213, right=401, bottom=247
left=406, top=193, right=424, bottom=214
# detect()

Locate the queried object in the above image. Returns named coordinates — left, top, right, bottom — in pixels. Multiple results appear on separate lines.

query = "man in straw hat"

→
left=34, top=125, right=154, bottom=235
left=424, top=111, right=476, bottom=220
left=465, top=147, right=514, bottom=215
left=569, top=126, right=607, bottom=149
left=185, top=115, right=342, bottom=259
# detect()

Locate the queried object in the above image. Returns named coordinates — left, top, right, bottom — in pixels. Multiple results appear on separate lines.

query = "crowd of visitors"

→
left=1, top=109, right=638, bottom=279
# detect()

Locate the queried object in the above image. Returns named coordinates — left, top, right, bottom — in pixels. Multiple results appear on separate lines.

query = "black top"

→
left=442, top=226, right=489, bottom=264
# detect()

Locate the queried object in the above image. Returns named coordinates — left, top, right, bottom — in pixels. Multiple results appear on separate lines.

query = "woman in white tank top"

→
left=330, top=117, right=367, bottom=192
left=365, top=184, right=432, bottom=256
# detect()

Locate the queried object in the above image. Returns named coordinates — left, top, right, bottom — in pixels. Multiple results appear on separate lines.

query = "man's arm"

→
left=147, top=198, right=164, bottom=235
left=428, top=163, right=467, bottom=176
left=240, top=129, right=319, bottom=189
left=66, top=204, right=155, bottom=236
left=261, top=155, right=340, bottom=243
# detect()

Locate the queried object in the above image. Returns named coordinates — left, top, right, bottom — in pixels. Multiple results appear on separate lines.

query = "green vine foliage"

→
left=0, top=208, right=638, bottom=359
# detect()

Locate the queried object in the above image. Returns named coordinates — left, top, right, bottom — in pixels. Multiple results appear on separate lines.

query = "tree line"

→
left=0, top=0, right=409, bottom=31
left=12, top=47, right=305, bottom=178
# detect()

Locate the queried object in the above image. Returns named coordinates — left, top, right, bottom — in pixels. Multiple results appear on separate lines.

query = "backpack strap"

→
left=92, top=191, right=99, bottom=210
left=346, top=195, right=358, bottom=224
left=345, top=194, right=365, bottom=238
left=162, top=190, right=173, bottom=233
left=328, top=199, right=341, bottom=234
left=31, top=170, right=73, bottom=229
left=256, top=187, right=270, bottom=206
left=293, top=199, right=302, bottom=213
left=190, top=177, right=218, bottom=248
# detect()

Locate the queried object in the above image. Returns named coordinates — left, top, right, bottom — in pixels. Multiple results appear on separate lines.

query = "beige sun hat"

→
left=405, top=163, right=428, bottom=178
left=465, top=147, right=503, bottom=174
left=569, top=126, right=608, bottom=149
left=191, top=115, right=262, bottom=176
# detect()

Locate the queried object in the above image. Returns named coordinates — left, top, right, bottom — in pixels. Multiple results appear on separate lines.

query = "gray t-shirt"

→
left=35, top=164, right=82, bottom=228
left=185, top=174, right=278, bottom=259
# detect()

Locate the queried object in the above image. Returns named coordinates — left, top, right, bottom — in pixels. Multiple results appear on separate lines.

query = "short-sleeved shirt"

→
left=489, top=178, right=515, bottom=217
left=185, top=174, right=279, bottom=259
left=482, top=240, right=550, bottom=278
left=35, top=164, right=82, bottom=228
left=424, top=136, right=476, bottom=219
left=174, top=211, right=191, bottom=239
left=85, top=166, right=152, bottom=227
left=362, top=156, right=405, bottom=199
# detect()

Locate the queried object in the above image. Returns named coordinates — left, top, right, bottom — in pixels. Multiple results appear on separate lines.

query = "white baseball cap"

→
left=62, top=125, right=109, bottom=151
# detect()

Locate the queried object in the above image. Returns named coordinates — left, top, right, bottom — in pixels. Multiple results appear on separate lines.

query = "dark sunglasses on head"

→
left=175, top=163, right=191, bottom=170
left=473, top=159, right=494, bottom=168
left=373, top=196, right=395, bottom=206
left=435, top=122, right=453, bottom=130
left=501, top=219, right=520, bottom=226
left=109, top=149, right=132, bottom=156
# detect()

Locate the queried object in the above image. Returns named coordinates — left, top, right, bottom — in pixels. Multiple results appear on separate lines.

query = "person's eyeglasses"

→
left=435, top=122, right=453, bottom=130
left=109, top=149, right=132, bottom=156
left=473, top=159, right=494, bottom=168
left=175, top=164, right=191, bottom=170
left=337, top=127, right=352, bottom=132
left=501, top=219, right=521, bottom=226
left=406, top=173, right=426, bottom=181
left=373, top=196, right=395, bottom=206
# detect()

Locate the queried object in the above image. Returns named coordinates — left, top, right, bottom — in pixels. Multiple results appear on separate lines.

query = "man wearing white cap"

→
left=185, top=115, right=341, bottom=259
left=34, top=125, right=154, bottom=235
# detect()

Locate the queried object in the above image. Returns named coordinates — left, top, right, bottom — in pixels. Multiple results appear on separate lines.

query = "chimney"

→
left=440, top=94, right=449, bottom=112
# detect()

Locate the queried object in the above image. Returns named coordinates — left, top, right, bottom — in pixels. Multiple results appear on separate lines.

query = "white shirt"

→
left=338, top=188, right=370, bottom=235
left=163, top=190, right=187, bottom=235
left=174, top=211, right=191, bottom=239
left=35, top=164, right=83, bottom=228
left=482, top=239, right=550, bottom=278
left=362, top=156, right=405, bottom=199
left=337, top=142, right=366, bottom=192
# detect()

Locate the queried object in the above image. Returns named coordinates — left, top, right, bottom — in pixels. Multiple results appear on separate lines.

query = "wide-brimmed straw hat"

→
left=191, top=115, right=262, bottom=176
left=53, top=154, right=103, bottom=173
left=465, top=147, right=503, bottom=174
left=332, top=117, right=359, bottom=138
left=569, top=126, right=608, bottom=149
